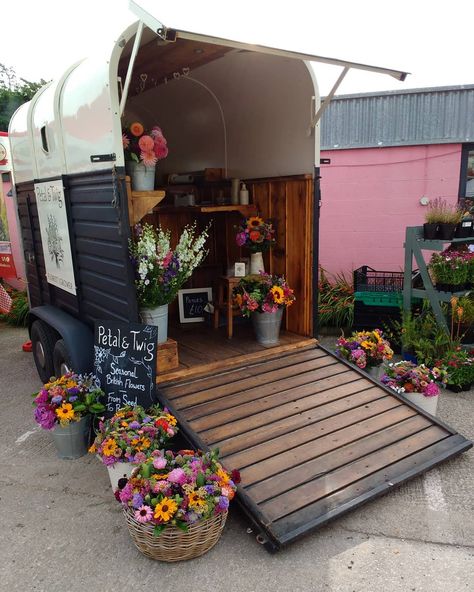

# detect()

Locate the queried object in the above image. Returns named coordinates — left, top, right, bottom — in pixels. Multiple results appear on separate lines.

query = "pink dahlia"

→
left=140, top=150, right=157, bottom=167
left=134, top=505, right=153, bottom=523
left=138, top=134, right=154, bottom=152
left=153, top=456, right=167, bottom=470
left=122, top=133, right=130, bottom=149
left=424, top=382, right=440, bottom=397
left=154, top=142, right=168, bottom=159
left=168, top=468, right=186, bottom=484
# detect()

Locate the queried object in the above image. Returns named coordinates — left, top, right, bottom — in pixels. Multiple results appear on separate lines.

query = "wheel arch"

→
left=28, top=305, right=94, bottom=374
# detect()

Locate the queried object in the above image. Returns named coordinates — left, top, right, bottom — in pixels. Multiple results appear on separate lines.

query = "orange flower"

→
left=130, top=122, right=144, bottom=137
left=249, top=230, right=261, bottom=242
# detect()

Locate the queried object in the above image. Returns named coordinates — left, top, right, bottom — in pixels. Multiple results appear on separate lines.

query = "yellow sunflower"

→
left=270, top=285, right=285, bottom=304
left=188, top=491, right=206, bottom=509
left=102, top=439, right=118, bottom=456
left=140, top=437, right=151, bottom=450
left=154, top=497, right=178, bottom=522
left=162, top=413, right=177, bottom=427
left=55, top=403, right=75, bottom=422
left=216, top=467, right=231, bottom=486
left=246, top=216, right=264, bottom=229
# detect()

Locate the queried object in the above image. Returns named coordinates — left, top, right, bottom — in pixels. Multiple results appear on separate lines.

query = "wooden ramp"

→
left=158, top=344, right=472, bottom=551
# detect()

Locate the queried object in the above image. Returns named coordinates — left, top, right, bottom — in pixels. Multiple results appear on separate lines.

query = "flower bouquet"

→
left=33, top=372, right=105, bottom=459
left=129, top=222, right=210, bottom=342
left=118, top=449, right=240, bottom=561
left=235, top=216, right=276, bottom=274
left=122, top=122, right=168, bottom=167
left=89, top=405, right=179, bottom=488
left=122, top=121, right=168, bottom=191
left=381, top=361, right=447, bottom=414
left=335, top=329, right=393, bottom=370
left=233, top=272, right=295, bottom=346
left=438, top=349, right=474, bottom=392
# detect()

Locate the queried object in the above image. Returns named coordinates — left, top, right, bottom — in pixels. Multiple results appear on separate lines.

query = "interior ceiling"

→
left=118, top=36, right=233, bottom=97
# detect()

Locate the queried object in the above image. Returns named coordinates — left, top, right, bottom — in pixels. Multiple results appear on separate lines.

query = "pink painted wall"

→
left=319, top=143, right=462, bottom=277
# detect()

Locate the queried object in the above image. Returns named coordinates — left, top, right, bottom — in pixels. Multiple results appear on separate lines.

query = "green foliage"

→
left=0, top=287, right=29, bottom=326
left=0, top=64, right=48, bottom=131
left=318, top=267, right=354, bottom=329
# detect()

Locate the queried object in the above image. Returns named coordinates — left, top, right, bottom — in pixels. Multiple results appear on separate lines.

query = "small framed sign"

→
left=234, top=262, right=246, bottom=277
left=178, top=287, right=212, bottom=323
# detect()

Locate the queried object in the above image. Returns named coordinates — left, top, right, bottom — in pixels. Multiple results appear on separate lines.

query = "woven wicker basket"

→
left=123, top=508, right=228, bottom=562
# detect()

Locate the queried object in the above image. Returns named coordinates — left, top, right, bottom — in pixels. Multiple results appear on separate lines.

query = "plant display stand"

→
left=402, top=226, right=474, bottom=333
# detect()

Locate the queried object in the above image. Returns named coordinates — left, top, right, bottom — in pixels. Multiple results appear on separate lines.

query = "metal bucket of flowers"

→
left=33, top=372, right=105, bottom=459
left=117, top=449, right=240, bottom=562
left=89, top=405, right=179, bottom=490
left=335, top=329, right=394, bottom=380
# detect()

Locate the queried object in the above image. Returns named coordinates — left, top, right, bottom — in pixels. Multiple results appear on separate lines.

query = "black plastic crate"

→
left=352, top=301, right=401, bottom=332
left=353, top=266, right=404, bottom=293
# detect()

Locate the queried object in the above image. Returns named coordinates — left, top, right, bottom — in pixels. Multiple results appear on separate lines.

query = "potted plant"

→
left=117, top=449, right=239, bottom=562
left=233, top=272, right=295, bottom=346
left=438, top=348, right=474, bottom=392
left=33, top=372, right=105, bottom=459
left=455, top=294, right=474, bottom=343
left=423, top=197, right=444, bottom=239
left=455, top=198, right=474, bottom=238
left=129, top=222, right=210, bottom=343
left=235, top=216, right=276, bottom=274
left=381, top=361, right=447, bottom=415
left=122, top=122, right=168, bottom=191
left=429, top=249, right=470, bottom=292
left=335, top=329, right=393, bottom=379
left=89, top=405, right=179, bottom=489
left=437, top=199, right=462, bottom=240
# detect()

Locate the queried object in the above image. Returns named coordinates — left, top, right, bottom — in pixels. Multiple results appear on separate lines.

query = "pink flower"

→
left=140, top=150, right=157, bottom=167
left=134, top=505, right=153, bottom=523
left=262, top=302, right=277, bottom=313
left=154, top=142, right=168, bottom=159
left=424, top=382, right=440, bottom=397
left=153, top=456, right=167, bottom=470
left=138, top=135, right=154, bottom=152
left=168, top=468, right=186, bottom=484
left=122, top=133, right=130, bottom=149
left=134, top=452, right=147, bottom=464
left=153, top=480, right=169, bottom=493
left=162, top=251, right=173, bottom=267
left=236, top=232, right=247, bottom=247
left=151, top=126, right=164, bottom=139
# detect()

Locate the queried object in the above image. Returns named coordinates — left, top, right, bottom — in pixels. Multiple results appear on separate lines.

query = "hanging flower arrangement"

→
left=122, top=122, right=168, bottom=166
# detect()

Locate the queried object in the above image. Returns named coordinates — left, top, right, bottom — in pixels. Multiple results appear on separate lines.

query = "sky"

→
left=1, top=0, right=473, bottom=96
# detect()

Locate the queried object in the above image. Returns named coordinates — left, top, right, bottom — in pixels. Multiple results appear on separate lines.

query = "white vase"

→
left=401, top=391, right=438, bottom=416
left=140, top=303, right=168, bottom=344
left=127, top=161, right=156, bottom=191
left=107, top=461, right=134, bottom=490
left=250, top=252, right=265, bottom=275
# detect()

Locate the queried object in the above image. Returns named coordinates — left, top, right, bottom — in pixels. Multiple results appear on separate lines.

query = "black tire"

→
left=53, top=339, right=73, bottom=377
left=31, top=320, right=56, bottom=383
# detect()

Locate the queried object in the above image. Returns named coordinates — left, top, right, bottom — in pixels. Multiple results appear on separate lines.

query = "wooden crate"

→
left=157, top=338, right=179, bottom=374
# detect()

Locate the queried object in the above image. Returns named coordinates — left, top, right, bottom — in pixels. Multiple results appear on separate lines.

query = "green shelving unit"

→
left=403, top=226, right=474, bottom=332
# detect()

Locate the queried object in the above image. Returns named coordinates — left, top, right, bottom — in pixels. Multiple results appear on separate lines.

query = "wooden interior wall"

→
left=143, top=175, right=313, bottom=336
left=248, top=175, right=313, bottom=337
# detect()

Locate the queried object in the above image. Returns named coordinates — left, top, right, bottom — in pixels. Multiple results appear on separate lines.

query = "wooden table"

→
left=213, top=276, right=242, bottom=338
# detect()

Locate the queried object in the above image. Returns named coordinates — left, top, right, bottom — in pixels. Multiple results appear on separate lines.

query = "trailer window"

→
left=40, top=126, right=49, bottom=154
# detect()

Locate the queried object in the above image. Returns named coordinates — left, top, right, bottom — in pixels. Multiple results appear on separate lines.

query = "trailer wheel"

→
left=53, top=339, right=73, bottom=376
left=31, top=320, right=56, bottom=382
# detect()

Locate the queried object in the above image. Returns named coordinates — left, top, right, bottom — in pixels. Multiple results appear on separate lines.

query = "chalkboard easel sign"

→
left=178, top=287, right=212, bottom=323
left=94, top=320, right=158, bottom=416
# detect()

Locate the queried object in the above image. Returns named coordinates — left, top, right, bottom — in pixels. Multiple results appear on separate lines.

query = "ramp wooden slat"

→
left=158, top=345, right=472, bottom=551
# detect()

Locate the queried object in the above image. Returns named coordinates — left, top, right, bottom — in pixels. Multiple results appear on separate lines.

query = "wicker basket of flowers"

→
left=117, top=449, right=239, bottom=562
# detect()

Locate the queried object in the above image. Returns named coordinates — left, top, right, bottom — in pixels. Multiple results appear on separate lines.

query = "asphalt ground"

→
left=1, top=323, right=473, bottom=592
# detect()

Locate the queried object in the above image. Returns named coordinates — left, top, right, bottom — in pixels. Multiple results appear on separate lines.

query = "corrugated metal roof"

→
left=321, top=84, right=474, bottom=150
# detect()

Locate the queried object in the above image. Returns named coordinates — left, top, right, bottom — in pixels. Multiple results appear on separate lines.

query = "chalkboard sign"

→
left=178, top=287, right=212, bottom=323
left=94, top=320, right=158, bottom=415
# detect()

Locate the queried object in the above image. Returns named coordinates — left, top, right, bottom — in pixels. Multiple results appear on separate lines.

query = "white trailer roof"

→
left=129, top=0, right=409, bottom=82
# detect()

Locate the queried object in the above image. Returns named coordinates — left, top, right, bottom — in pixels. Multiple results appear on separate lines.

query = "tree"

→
left=0, top=64, right=47, bottom=131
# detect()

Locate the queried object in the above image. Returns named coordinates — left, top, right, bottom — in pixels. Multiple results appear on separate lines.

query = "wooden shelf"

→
left=154, top=204, right=257, bottom=215
left=126, top=178, right=166, bottom=226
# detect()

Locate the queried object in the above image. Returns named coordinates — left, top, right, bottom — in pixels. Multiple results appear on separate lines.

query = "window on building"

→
left=460, top=144, right=474, bottom=198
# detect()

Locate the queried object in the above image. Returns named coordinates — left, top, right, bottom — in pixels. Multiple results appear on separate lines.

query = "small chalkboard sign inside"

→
left=178, top=287, right=212, bottom=323
left=94, top=320, right=158, bottom=415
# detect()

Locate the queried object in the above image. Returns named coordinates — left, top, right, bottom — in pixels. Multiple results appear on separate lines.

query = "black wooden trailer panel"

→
left=16, top=170, right=139, bottom=327
left=158, top=344, right=472, bottom=551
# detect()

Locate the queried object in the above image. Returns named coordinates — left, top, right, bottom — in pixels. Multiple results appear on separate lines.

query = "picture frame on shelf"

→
left=178, top=287, right=213, bottom=323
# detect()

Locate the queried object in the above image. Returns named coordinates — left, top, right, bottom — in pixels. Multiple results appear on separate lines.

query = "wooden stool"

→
left=213, top=276, right=241, bottom=338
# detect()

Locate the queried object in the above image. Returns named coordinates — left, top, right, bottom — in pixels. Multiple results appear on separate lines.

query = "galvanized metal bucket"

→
left=140, top=303, right=168, bottom=343
left=50, top=415, right=91, bottom=460
left=251, top=308, right=283, bottom=346
left=127, top=161, right=156, bottom=191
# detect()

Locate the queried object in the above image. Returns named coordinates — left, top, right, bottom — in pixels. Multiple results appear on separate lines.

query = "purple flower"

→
left=35, top=389, right=49, bottom=405
left=236, top=231, right=247, bottom=247
left=102, top=455, right=117, bottom=466
left=51, top=395, right=63, bottom=405
left=204, top=484, right=215, bottom=495
left=129, top=421, right=141, bottom=430
left=217, top=496, right=229, bottom=511
left=132, top=493, right=144, bottom=509
left=69, top=395, right=78, bottom=402
left=67, top=386, right=80, bottom=395
left=34, top=405, right=56, bottom=430
left=142, top=416, right=151, bottom=424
